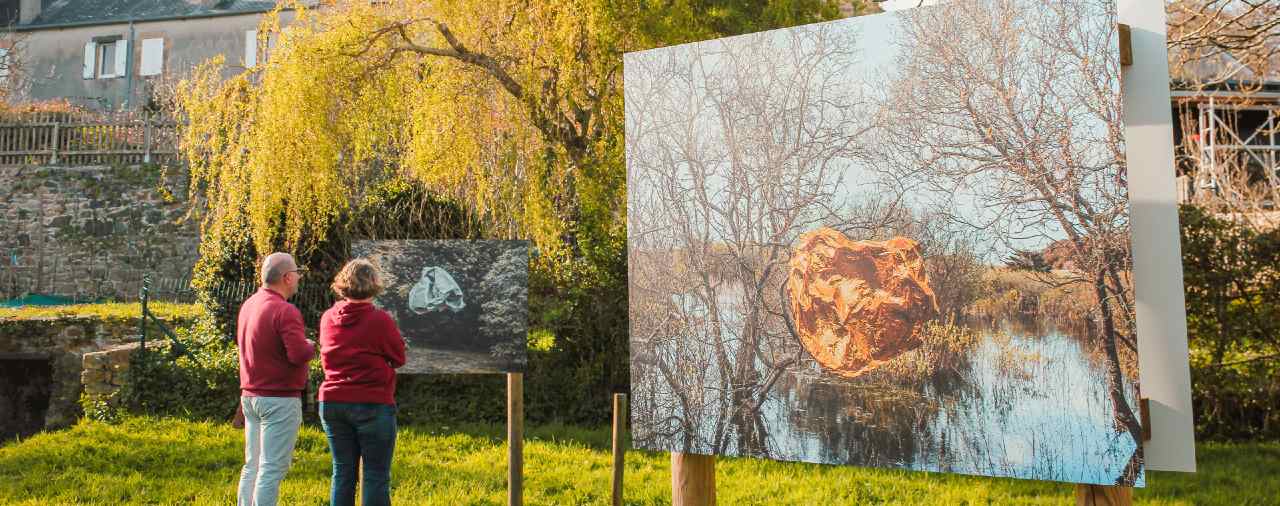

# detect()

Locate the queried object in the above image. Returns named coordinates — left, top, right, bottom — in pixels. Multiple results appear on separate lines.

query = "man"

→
left=236, top=252, right=315, bottom=506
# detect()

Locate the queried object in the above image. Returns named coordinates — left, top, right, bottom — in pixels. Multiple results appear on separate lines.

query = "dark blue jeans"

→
left=319, top=402, right=397, bottom=506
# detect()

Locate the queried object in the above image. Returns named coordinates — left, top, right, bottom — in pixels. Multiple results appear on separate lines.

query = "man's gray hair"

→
left=261, top=253, right=297, bottom=285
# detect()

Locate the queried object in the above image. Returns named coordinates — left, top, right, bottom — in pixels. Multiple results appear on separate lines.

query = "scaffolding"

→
left=1186, top=95, right=1280, bottom=205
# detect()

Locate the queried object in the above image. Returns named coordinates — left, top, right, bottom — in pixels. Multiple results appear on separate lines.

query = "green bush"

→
left=1179, top=205, right=1280, bottom=441
left=194, top=180, right=486, bottom=329
left=162, top=178, right=630, bottom=427
left=100, top=312, right=625, bottom=426
left=98, top=318, right=242, bottom=423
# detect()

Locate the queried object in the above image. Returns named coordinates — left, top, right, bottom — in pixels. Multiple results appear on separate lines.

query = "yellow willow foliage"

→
left=174, top=0, right=631, bottom=276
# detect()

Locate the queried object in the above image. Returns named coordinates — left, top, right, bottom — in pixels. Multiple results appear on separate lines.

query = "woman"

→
left=319, top=259, right=407, bottom=506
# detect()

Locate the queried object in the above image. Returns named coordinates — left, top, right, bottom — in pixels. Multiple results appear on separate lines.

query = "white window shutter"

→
left=114, top=39, right=129, bottom=77
left=244, top=30, right=257, bottom=67
left=266, top=33, right=278, bottom=62
left=140, top=38, right=164, bottom=76
left=0, top=48, right=10, bottom=80
left=83, top=41, right=97, bottom=79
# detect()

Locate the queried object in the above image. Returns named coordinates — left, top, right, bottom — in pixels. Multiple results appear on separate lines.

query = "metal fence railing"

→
left=207, top=278, right=337, bottom=327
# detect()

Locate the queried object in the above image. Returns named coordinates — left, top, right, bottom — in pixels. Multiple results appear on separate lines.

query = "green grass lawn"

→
left=0, top=417, right=1275, bottom=505
left=0, top=302, right=201, bottom=322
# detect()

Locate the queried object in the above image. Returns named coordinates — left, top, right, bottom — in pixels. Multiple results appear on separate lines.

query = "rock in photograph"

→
left=353, top=240, right=529, bottom=374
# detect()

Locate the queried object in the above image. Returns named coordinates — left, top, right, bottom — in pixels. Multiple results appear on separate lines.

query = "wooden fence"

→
left=0, top=111, right=179, bottom=166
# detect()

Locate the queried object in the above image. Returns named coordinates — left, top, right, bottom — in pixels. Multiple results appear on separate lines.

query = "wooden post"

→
left=507, top=372, right=524, bottom=506
left=611, top=393, right=628, bottom=506
left=671, top=452, right=715, bottom=506
left=143, top=117, right=153, bottom=164
left=1118, top=23, right=1133, bottom=67
left=1139, top=398, right=1152, bottom=441
left=50, top=122, right=59, bottom=164
left=1075, top=485, right=1133, bottom=506
left=138, top=275, right=148, bottom=351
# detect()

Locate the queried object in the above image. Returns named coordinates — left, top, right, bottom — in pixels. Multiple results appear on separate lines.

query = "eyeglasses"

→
left=288, top=266, right=309, bottom=277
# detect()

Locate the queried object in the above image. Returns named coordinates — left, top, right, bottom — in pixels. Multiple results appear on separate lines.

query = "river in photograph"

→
left=651, top=286, right=1142, bottom=485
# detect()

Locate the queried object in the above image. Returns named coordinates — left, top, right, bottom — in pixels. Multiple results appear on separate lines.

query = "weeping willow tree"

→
left=173, top=0, right=862, bottom=271
left=174, top=0, right=629, bottom=279
left=171, top=0, right=863, bottom=421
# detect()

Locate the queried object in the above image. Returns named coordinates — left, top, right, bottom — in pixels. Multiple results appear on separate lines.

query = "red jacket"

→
left=318, top=300, right=406, bottom=405
left=237, top=288, right=315, bottom=397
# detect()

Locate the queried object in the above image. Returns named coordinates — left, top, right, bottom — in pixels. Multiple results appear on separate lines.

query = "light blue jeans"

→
left=238, top=396, right=302, bottom=506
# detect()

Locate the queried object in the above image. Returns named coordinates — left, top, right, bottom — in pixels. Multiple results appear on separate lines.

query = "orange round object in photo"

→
left=786, top=228, right=940, bottom=378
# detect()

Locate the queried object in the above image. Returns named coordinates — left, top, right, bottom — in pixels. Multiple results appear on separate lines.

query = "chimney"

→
left=19, top=0, right=40, bottom=25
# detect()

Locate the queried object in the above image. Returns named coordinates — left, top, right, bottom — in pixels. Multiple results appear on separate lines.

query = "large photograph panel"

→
left=625, top=0, right=1143, bottom=486
left=353, top=240, right=529, bottom=374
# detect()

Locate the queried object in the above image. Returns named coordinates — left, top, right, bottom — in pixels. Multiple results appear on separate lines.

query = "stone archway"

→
left=0, top=352, right=53, bottom=441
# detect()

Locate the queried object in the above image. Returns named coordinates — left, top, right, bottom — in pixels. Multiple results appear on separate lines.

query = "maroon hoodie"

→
left=237, top=288, right=315, bottom=397
left=318, top=300, right=407, bottom=405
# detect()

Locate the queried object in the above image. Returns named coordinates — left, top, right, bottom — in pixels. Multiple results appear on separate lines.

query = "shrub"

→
left=106, top=318, right=242, bottom=422
left=102, top=311, right=625, bottom=426
left=1179, top=205, right=1280, bottom=440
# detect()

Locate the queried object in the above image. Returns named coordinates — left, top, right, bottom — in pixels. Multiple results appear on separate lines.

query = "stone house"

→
left=4, top=0, right=293, bottom=110
left=0, top=1, right=309, bottom=301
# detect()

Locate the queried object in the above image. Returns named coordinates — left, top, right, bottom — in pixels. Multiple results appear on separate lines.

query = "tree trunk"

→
left=1093, top=269, right=1143, bottom=448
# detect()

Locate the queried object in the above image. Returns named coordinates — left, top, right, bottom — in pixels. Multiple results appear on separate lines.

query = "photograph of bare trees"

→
left=625, top=0, right=1144, bottom=486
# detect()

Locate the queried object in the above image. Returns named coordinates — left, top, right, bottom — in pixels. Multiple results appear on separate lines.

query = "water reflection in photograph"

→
left=626, top=0, right=1142, bottom=486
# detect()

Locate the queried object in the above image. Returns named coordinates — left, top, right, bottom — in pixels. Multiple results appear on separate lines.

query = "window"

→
left=140, top=38, right=164, bottom=76
left=83, top=37, right=127, bottom=79
left=0, top=48, right=10, bottom=81
left=98, top=43, right=116, bottom=76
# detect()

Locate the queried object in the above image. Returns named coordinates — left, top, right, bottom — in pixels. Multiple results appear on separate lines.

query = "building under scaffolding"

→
left=1172, top=77, right=1280, bottom=209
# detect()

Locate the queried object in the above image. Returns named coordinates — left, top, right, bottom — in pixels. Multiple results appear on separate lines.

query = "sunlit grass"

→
left=863, top=319, right=980, bottom=387
left=0, top=302, right=201, bottom=322
left=967, top=269, right=1092, bottom=324
left=0, top=417, right=1271, bottom=505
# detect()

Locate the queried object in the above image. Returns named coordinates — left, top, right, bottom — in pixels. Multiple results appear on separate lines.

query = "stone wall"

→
left=81, top=341, right=150, bottom=410
left=0, top=315, right=195, bottom=430
left=0, top=317, right=130, bottom=429
left=0, top=164, right=198, bottom=301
